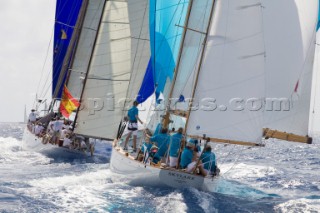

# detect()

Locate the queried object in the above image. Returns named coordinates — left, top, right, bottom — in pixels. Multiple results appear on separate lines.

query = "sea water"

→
left=0, top=122, right=319, bottom=212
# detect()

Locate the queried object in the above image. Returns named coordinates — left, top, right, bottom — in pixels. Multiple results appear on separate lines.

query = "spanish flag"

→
left=60, top=86, right=80, bottom=118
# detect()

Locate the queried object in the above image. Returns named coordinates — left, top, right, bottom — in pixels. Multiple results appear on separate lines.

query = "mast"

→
left=183, top=0, right=216, bottom=136
left=73, top=0, right=150, bottom=140
left=162, top=0, right=195, bottom=128
left=172, top=0, right=266, bottom=146
left=72, top=0, right=107, bottom=131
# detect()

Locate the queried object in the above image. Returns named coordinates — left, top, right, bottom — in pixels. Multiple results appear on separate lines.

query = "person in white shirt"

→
left=63, top=134, right=72, bottom=148
left=28, top=109, right=37, bottom=123
left=34, top=124, right=44, bottom=137
left=28, top=109, right=37, bottom=132
left=51, top=118, right=64, bottom=144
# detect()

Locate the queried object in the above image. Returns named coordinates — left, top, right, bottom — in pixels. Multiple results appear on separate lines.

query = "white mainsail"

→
left=67, top=0, right=106, bottom=99
left=74, top=0, right=150, bottom=139
left=263, top=0, right=318, bottom=137
left=186, top=0, right=266, bottom=143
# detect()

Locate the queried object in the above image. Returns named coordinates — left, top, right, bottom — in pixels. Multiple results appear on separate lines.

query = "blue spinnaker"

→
left=53, top=0, right=82, bottom=99
left=137, top=0, right=189, bottom=103
left=137, top=59, right=154, bottom=103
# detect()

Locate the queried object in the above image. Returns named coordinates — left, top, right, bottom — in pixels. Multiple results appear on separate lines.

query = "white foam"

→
left=155, top=190, right=187, bottom=213
left=275, top=198, right=320, bottom=213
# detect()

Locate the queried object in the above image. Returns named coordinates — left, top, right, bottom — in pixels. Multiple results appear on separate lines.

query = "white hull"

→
left=22, top=128, right=89, bottom=157
left=110, top=147, right=217, bottom=192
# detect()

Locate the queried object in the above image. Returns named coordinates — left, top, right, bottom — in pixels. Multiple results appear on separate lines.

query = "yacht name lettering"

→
left=168, top=172, right=195, bottom=180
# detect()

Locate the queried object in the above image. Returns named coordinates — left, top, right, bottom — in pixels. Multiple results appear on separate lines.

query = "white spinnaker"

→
left=263, top=0, right=318, bottom=136
left=123, top=0, right=150, bottom=111
left=171, top=0, right=214, bottom=111
left=75, top=0, right=149, bottom=139
left=67, top=0, right=105, bottom=99
left=187, top=0, right=265, bottom=143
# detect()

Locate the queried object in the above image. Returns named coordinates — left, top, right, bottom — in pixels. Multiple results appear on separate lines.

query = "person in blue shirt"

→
left=200, top=145, right=216, bottom=176
left=149, top=127, right=170, bottom=164
left=123, top=101, right=143, bottom=152
left=135, top=136, right=153, bottom=161
left=179, top=142, right=195, bottom=169
left=169, top=127, right=184, bottom=167
left=154, top=123, right=162, bottom=135
left=189, top=138, right=201, bottom=154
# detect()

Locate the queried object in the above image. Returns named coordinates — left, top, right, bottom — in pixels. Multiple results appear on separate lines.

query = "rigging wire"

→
left=121, top=0, right=150, bottom=119
left=175, top=0, right=211, bottom=98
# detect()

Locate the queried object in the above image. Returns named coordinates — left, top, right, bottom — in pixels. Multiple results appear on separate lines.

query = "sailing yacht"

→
left=23, top=0, right=150, bottom=156
left=110, top=0, right=319, bottom=192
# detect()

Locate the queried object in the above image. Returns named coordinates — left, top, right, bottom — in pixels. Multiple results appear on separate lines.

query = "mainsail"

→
left=185, top=0, right=265, bottom=143
left=163, top=0, right=318, bottom=145
left=74, top=0, right=150, bottom=139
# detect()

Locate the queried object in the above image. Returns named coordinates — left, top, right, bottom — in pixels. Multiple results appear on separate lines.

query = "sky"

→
left=0, top=0, right=55, bottom=122
left=0, top=0, right=320, bottom=136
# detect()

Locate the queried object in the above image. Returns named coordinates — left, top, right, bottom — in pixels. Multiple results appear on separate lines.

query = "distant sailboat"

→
left=23, top=0, right=150, bottom=156
left=110, top=0, right=318, bottom=191
left=23, top=105, right=28, bottom=124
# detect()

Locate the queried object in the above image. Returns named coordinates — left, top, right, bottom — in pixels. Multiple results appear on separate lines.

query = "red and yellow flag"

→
left=60, top=85, right=80, bottom=118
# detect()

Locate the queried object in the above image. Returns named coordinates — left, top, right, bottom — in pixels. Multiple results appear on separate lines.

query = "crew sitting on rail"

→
left=189, top=138, right=201, bottom=154
left=180, top=140, right=209, bottom=176
left=180, top=141, right=195, bottom=169
left=148, top=127, right=170, bottom=164
left=34, top=123, right=45, bottom=137
left=62, top=134, right=72, bottom=148
left=200, top=145, right=218, bottom=176
left=136, top=136, right=153, bottom=161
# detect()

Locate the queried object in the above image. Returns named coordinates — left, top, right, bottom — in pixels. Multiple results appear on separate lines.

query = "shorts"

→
left=169, top=157, right=178, bottom=167
left=128, top=122, right=138, bottom=136
left=128, top=121, right=138, bottom=130
left=52, top=130, right=61, bottom=138
left=187, top=162, right=197, bottom=172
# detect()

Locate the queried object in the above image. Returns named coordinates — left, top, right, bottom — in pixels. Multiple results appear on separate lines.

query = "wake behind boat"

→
left=23, top=0, right=117, bottom=157
left=109, top=0, right=318, bottom=192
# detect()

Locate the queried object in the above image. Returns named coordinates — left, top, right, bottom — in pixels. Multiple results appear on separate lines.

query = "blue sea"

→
left=0, top=123, right=319, bottom=212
